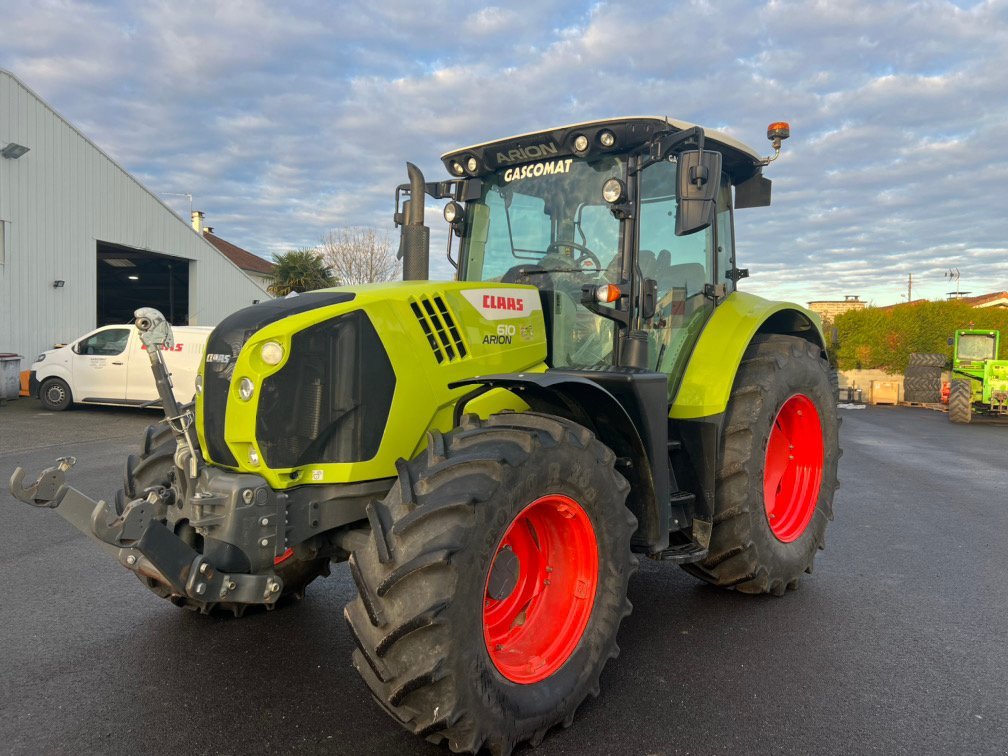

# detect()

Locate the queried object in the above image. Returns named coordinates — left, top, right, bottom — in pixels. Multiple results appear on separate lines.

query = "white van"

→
left=30, top=324, right=211, bottom=411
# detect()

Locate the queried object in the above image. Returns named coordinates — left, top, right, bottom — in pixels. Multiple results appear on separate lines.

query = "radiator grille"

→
left=410, top=295, right=468, bottom=364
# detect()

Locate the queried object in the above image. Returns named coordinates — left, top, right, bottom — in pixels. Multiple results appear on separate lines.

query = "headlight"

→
left=599, top=130, right=616, bottom=148
left=238, top=377, right=255, bottom=401
left=573, top=134, right=589, bottom=153
left=602, top=177, right=626, bottom=204
left=260, top=341, right=284, bottom=366
left=35, top=353, right=46, bottom=362
left=194, top=373, right=203, bottom=395
left=443, top=201, right=465, bottom=224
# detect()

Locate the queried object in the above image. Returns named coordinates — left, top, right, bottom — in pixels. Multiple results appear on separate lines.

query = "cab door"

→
left=636, top=158, right=715, bottom=396
left=71, top=326, right=131, bottom=402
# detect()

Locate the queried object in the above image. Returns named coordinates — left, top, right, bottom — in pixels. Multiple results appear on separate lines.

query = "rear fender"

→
left=670, top=291, right=826, bottom=419
left=450, top=372, right=670, bottom=554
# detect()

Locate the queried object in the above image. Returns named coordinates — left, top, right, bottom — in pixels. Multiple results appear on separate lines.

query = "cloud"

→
left=1, top=0, right=1006, bottom=301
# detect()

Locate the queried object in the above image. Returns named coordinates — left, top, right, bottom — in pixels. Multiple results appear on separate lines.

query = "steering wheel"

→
left=545, top=240, right=601, bottom=271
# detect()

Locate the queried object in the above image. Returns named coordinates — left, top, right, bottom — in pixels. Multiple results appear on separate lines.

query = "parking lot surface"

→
left=1, top=399, right=1006, bottom=755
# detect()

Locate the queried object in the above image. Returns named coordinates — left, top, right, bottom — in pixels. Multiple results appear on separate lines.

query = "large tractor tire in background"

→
left=948, top=380, right=973, bottom=424
left=119, top=416, right=330, bottom=614
left=344, top=412, right=636, bottom=755
left=683, top=335, right=839, bottom=595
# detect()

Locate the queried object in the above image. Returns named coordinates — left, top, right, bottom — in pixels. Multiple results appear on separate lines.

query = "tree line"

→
left=832, top=299, right=1008, bottom=372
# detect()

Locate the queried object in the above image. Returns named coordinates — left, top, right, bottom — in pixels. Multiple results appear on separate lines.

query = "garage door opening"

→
left=97, top=242, right=190, bottom=326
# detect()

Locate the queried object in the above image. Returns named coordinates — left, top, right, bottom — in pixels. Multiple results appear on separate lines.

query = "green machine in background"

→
left=948, top=329, right=1008, bottom=423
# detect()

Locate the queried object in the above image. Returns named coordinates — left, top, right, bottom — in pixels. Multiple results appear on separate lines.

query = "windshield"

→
left=459, top=156, right=625, bottom=369
left=461, top=155, right=625, bottom=281
left=958, top=334, right=996, bottom=361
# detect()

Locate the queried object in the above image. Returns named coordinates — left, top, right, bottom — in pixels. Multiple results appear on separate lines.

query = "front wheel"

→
left=39, top=378, right=72, bottom=411
left=683, top=335, right=839, bottom=595
left=948, top=380, right=972, bottom=424
left=344, top=412, right=636, bottom=755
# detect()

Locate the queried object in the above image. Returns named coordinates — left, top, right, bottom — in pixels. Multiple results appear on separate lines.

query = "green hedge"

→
left=833, top=301, right=1008, bottom=372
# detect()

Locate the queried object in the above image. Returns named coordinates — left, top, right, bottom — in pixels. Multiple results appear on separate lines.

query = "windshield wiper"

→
left=515, top=267, right=599, bottom=276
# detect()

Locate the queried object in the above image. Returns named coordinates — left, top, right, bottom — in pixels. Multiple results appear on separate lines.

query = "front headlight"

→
left=35, top=353, right=46, bottom=362
left=238, top=377, right=255, bottom=401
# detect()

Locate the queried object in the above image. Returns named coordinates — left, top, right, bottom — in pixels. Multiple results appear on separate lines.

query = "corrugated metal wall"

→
left=0, top=69, right=268, bottom=361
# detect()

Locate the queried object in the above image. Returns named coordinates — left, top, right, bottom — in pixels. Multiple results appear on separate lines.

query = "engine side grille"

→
left=256, top=310, right=396, bottom=468
left=410, top=295, right=468, bottom=364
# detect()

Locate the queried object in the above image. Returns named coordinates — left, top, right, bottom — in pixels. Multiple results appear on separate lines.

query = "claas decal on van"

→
left=141, top=344, right=184, bottom=352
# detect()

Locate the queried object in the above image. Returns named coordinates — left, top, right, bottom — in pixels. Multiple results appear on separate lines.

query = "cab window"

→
left=78, top=328, right=130, bottom=356
left=637, top=159, right=714, bottom=389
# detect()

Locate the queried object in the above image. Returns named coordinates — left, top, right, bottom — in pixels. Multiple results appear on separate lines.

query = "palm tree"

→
left=267, top=248, right=335, bottom=296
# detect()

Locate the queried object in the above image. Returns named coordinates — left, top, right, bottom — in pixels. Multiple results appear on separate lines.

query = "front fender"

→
left=670, top=291, right=825, bottom=419
left=451, top=371, right=670, bottom=554
left=33, top=363, right=72, bottom=391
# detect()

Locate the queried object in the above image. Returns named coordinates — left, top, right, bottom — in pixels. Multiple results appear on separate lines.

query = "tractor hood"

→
left=195, top=281, right=547, bottom=489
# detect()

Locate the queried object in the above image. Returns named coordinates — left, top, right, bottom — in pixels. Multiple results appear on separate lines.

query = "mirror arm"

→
left=635, top=126, right=706, bottom=174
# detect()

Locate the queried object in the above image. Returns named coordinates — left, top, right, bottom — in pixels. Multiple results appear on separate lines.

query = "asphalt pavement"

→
left=1, top=399, right=1006, bottom=755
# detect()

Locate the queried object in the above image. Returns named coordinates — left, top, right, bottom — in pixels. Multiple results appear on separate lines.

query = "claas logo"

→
left=482, top=295, right=525, bottom=312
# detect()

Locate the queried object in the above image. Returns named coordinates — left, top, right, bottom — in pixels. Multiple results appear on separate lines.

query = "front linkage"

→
left=8, top=308, right=361, bottom=613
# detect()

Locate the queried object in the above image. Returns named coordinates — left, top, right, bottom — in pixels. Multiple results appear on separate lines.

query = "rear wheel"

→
left=344, top=412, right=635, bottom=755
left=39, top=378, right=72, bottom=411
left=119, top=417, right=328, bottom=613
left=683, top=335, right=839, bottom=595
left=948, top=380, right=972, bottom=424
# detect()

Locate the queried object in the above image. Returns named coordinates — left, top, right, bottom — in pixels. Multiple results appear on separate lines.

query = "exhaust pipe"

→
left=398, top=162, right=430, bottom=281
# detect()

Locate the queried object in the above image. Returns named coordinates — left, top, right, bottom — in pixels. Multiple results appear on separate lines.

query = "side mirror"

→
left=675, top=149, right=722, bottom=236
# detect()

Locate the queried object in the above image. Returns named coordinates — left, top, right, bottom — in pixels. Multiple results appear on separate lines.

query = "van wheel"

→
left=40, top=378, right=72, bottom=411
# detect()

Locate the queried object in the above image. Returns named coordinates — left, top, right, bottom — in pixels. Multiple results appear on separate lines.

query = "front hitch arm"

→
left=9, top=456, right=77, bottom=507
left=8, top=461, right=284, bottom=606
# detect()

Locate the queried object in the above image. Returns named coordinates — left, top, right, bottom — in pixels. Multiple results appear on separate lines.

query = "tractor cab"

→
left=398, top=117, right=787, bottom=398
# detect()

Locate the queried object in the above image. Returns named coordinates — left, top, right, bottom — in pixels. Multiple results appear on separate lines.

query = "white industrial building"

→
left=0, top=68, right=270, bottom=363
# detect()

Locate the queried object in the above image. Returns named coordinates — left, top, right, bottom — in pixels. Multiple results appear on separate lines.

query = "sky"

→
left=1, top=0, right=1006, bottom=306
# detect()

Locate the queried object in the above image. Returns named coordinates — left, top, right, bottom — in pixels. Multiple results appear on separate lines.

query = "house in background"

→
left=191, top=211, right=275, bottom=292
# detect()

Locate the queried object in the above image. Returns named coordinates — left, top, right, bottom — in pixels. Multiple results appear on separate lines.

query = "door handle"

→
left=112, top=361, right=124, bottom=365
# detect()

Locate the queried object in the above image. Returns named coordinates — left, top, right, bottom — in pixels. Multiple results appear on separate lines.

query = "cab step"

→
left=652, top=540, right=708, bottom=564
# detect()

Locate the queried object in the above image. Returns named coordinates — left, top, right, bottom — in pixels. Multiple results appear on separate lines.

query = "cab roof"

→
left=441, top=116, right=766, bottom=183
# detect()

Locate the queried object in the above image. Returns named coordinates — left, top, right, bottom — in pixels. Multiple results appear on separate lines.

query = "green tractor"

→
left=948, top=328, right=1008, bottom=423
left=10, top=117, right=838, bottom=754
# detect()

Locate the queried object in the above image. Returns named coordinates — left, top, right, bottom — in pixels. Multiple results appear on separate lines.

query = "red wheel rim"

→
left=763, top=394, right=824, bottom=543
left=483, top=494, right=598, bottom=684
